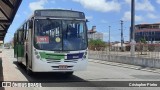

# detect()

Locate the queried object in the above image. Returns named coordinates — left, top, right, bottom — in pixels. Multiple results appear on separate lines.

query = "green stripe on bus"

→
left=17, top=44, right=24, bottom=57
left=39, top=52, right=65, bottom=60
left=14, top=45, right=17, bottom=57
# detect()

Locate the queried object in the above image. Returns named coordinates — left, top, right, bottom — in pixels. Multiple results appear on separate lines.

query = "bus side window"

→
left=23, top=23, right=27, bottom=42
left=19, top=26, right=24, bottom=44
left=16, top=32, right=18, bottom=44
left=26, top=21, right=29, bottom=41
left=29, top=20, right=33, bottom=29
left=22, top=25, right=25, bottom=44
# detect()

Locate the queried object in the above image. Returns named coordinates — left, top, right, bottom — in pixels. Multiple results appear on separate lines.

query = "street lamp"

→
left=130, top=0, right=135, bottom=57
left=109, top=26, right=111, bottom=51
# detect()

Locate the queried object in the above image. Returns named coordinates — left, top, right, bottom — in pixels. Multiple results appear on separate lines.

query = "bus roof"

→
left=33, top=9, right=85, bottom=19
left=34, top=9, right=84, bottom=13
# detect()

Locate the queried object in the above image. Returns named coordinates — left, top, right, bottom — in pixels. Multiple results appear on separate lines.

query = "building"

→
left=112, top=42, right=128, bottom=51
left=88, top=26, right=103, bottom=41
left=130, top=23, right=160, bottom=44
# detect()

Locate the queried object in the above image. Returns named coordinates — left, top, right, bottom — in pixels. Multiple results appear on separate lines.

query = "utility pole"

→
left=109, top=26, right=111, bottom=51
left=130, top=0, right=135, bottom=57
left=120, top=20, right=124, bottom=51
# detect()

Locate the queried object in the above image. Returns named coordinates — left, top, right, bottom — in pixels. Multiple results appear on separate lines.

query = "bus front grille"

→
left=46, top=59, right=78, bottom=63
left=64, top=59, right=78, bottom=63
left=46, top=59, right=61, bottom=63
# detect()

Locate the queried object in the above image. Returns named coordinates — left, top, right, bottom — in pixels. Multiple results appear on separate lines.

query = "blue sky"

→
left=4, top=0, right=160, bottom=43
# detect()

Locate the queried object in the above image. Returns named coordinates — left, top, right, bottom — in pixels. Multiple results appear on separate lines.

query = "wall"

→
left=89, top=53, right=160, bottom=68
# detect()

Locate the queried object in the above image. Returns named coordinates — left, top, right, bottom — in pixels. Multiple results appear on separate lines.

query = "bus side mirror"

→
left=86, top=19, right=89, bottom=22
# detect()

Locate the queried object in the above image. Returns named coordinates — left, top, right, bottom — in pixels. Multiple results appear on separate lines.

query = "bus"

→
left=14, top=9, right=88, bottom=76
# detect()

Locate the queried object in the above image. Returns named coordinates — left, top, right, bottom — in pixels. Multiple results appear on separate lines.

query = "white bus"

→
left=14, top=9, right=88, bottom=76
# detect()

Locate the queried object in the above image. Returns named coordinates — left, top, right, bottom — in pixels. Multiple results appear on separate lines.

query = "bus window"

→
left=63, top=20, right=87, bottom=50
left=23, top=23, right=27, bottom=41
left=34, top=19, right=62, bottom=50
left=25, top=21, right=29, bottom=41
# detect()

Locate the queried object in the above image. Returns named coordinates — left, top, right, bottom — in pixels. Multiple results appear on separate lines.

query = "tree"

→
left=139, top=38, right=147, bottom=55
left=88, top=39, right=106, bottom=51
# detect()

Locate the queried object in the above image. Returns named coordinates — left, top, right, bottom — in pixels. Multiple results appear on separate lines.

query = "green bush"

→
left=88, top=39, right=106, bottom=51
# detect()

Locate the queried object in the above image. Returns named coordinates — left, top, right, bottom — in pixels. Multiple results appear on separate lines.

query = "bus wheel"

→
left=17, top=58, right=22, bottom=64
left=17, top=61, right=21, bottom=65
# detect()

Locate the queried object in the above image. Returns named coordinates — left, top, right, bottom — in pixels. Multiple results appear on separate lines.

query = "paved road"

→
left=1, top=49, right=160, bottom=90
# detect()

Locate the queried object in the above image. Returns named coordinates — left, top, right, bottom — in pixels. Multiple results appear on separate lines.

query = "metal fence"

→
left=88, top=44, right=160, bottom=59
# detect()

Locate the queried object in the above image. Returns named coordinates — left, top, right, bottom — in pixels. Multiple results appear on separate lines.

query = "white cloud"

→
left=23, top=11, right=28, bottom=15
left=135, top=15, right=143, bottom=22
left=86, top=16, right=93, bottom=20
left=136, top=0, right=154, bottom=12
left=147, top=13, right=158, bottom=19
left=125, top=0, right=131, bottom=4
left=100, top=20, right=108, bottom=24
left=29, top=0, right=48, bottom=11
left=103, top=32, right=109, bottom=42
left=73, top=0, right=121, bottom=12
left=125, top=0, right=155, bottom=12
left=50, top=0, right=56, bottom=4
left=103, top=32, right=109, bottom=36
left=157, top=0, right=160, bottom=4
left=122, top=11, right=143, bottom=22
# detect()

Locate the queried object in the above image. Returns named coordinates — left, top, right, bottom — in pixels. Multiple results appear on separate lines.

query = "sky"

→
left=4, top=0, right=160, bottom=43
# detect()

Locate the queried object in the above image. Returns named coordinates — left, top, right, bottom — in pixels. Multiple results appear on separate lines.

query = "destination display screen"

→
left=34, top=10, right=85, bottom=19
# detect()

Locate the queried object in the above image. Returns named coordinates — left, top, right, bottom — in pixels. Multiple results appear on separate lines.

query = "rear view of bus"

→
left=14, top=9, right=88, bottom=75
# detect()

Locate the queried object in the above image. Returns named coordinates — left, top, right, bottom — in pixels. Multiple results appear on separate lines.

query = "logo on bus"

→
left=73, top=56, right=79, bottom=58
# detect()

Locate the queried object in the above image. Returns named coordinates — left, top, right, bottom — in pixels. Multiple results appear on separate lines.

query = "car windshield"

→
left=34, top=19, right=87, bottom=51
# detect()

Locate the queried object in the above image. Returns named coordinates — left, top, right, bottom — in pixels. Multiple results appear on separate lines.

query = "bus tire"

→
left=17, top=58, right=22, bottom=65
left=17, top=61, right=21, bottom=65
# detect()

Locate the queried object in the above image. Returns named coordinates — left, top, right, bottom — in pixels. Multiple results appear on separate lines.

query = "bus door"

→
left=14, top=33, right=17, bottom=58
left=17, top=29, right=25, bottom=62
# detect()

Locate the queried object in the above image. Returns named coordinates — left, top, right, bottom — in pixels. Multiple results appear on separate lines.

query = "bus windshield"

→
left=34, top=19, right=87, bottom=51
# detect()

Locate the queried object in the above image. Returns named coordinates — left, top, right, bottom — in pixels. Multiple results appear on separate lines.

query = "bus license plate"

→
left=59, top=65, right=67, bottom=69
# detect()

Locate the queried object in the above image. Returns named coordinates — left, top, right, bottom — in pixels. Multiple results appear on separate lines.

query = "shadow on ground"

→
left=13, top=61, right=98, bottom=87
left=13, top=61, right=86, bottom=82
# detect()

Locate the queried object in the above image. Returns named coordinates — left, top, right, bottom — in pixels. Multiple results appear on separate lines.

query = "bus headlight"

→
left=83, top=55, right=86, bottom=59
left=35, top=51, right=38, bottom=55
left=85, top=52, right=87, bottom=55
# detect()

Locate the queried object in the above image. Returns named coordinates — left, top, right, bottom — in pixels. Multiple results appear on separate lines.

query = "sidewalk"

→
left=0, top=49, right=29, bottom=90
left=0, top=49, right=28, bottom=81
